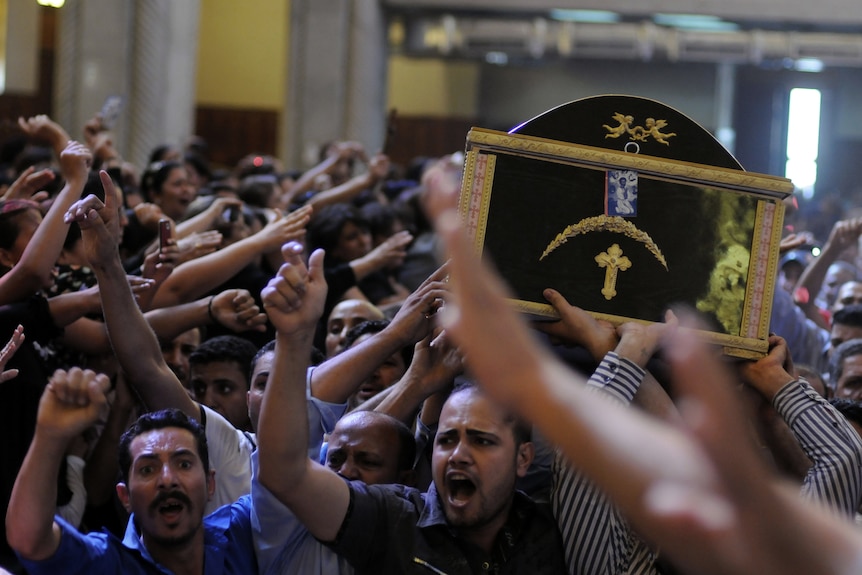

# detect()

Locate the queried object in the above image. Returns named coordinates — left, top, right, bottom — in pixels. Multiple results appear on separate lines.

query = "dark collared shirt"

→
left=327, top=480, right=566, bottom=574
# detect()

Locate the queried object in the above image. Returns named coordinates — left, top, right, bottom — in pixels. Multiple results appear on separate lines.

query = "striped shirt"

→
left=551, top=352, right=660, bottom=575
left=551, top=353, right=862, bottom=575
left=773, top=378, right=862, bottom=515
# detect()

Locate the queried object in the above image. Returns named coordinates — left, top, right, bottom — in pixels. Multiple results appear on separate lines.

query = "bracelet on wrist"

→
left=207, top=296, right=218, bottom=324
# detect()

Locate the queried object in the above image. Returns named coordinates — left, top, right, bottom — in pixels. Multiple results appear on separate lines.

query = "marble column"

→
left=282, top=0, right=389, bottom=169
left=53, top=0, right=200, bottom=169
left=129, top=0, right=201, bottom=168
left=54, top=0, right=133, bottom=152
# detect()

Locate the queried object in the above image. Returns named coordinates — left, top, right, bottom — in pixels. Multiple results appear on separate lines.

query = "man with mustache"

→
left=6, top=369, right=258, bottom=574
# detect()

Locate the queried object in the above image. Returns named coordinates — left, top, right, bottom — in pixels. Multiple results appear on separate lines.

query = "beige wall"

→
left=387, top=55, right=479, bottom=118
left=196, top=0, right=288, bottom=107
left=195, top=3, right=481, bottom=118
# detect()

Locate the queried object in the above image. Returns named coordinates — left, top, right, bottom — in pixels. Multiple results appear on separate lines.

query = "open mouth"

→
left=159, top=500, right=184, bottom=513
left=157, top=500, right=186, bottom=523
left=152, top=492, right=191, bottom=521
left=446, top=474, right=476, bottom=506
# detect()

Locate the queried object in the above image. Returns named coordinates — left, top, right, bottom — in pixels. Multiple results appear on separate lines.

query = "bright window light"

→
left=794, top=58, right=824, bottom=73
left=485, top=51, right=508, bottom=65
left=549, top=10, right=620, bottom=23
left=785, top=88, right=821, bottom=199
left=653, top=13, right=739, bottom=31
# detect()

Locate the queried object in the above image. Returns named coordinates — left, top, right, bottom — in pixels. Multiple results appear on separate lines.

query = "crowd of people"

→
left=2, top=110, right=862, bottom=574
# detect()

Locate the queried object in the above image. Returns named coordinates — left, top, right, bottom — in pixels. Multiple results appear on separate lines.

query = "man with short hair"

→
left=822, top=266, right=859, bottom=310
left=835, top=280, right=862, bottom=312
left=6, top=370, right=258, bottom=574
left=189, top=335, right=259, bottom=431
left=323, top=299, right=385, bottom=358
left=830, top=397, right=862, bottom=438
left=256, top=241, right=566, bottom=574
left=830, top=338, right=862, bottom=400
left=831, top=305, right=862, bottom=351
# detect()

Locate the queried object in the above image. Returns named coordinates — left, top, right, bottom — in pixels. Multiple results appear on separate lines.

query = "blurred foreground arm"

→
left=423, top=158, right=862, bottom=575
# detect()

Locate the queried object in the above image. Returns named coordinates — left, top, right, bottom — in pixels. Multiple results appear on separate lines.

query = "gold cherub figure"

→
left=603, top=113, right=634, bottom=139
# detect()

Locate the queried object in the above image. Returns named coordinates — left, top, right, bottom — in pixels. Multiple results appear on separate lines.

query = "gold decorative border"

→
left=741, top=202, right=783, bottom=339
left=511, top=298, right=768, bottom=358
left=461, top=128, right=788, bottom=359
left=460, top=150, right=496, bottom=251
left=467, top=128, right=795, bottom=197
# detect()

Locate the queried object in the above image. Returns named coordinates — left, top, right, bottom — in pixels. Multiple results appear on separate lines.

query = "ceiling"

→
left=383, top=0, right=862, bottom=28
left=383, top=1, right=862, bottom=66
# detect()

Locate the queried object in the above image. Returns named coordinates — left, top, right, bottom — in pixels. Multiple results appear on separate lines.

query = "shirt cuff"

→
left=586, top=351, right=645, bottom=405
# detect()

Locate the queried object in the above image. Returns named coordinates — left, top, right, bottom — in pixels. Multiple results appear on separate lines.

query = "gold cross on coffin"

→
left=595, top=244, right=631, bottom=300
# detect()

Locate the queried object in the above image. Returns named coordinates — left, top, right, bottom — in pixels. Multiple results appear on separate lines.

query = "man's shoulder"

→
left=200, top=499, right=257, bottom=573
left=204, top=494, right=255, bottom=536
left=348, top=480, right=428, bottom=522
left=19, top=517, right=150, bottom=575
left=513, top=490, right=558, bottom=529
left=353, top=480, right=424, bottom=504
left=200, top=405, right=255, bottom=453
left=506, top=492, right=568, bottom=573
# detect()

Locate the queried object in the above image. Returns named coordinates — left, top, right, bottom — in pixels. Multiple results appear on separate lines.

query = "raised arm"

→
left=537, top=287, right=680, bottom=420
left=145, top=288, right=267, bottom=342
left=0, top=140, right=91, bottom=305
left=739, top=335, right=862, bottom=515
left=795, top=218, right=862, bottom=320
left=286, top=141, right=365, bottom=204
left=257, top=242, right=350, bottom=542
left=150, top=204, right=312, bottom=308
left=65, top=172, right=196, bottom=418
left=310, top=262, right=448, bottom=403
left=18, top=114, right=70, bottom=157
left=371, top=332, right=461, bottom=424
left=347, top=229, right=412, bottom=283
left=305, top=153, right=391, bottom=210
left=6, top=368, right=110, bottom=561
left=423, top=157, right=862, bottom=575
left=83, top=372, right=136, bottom=507
left=1, top=165, right=55, bottom=203
left=172, top=196, right=242, bottom=239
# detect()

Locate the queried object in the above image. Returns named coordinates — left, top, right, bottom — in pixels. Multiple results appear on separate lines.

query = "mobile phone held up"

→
left=100, top=95, right=124, bottom=130
left=158, top=219, right=172, bottom=254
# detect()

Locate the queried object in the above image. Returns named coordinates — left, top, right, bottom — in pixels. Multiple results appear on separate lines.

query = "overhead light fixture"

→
left=549, top=9, right=620, bottom=24
left=794, top=58, right=824, bottom=72
left=36, top=0, right=65, bottom=7
left=485, top=51, right=508, bottom=65
left=654, top=13, right=739, bottom=31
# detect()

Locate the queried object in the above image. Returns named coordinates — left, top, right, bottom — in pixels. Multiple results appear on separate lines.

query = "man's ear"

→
left=116, top=483, right=132, bottom=513
left=516, top=441, right=534, bottom=478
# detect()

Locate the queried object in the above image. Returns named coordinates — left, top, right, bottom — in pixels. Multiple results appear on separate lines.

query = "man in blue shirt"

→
left=6, top=172, right=280, bottom=575
left=7, top=370, right=257, bottom=575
